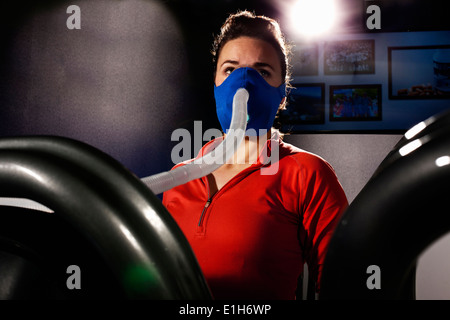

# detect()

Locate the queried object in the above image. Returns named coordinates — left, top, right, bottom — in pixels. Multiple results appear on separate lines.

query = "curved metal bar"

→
left=320, top=114, right=450, bottom=299
left=372, top=109, right=450, bottom=179
left=0, top=136, right=212, bottom=299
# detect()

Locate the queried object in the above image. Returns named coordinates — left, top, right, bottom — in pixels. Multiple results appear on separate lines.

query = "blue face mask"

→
left=214, top=67, right=286, bottom=135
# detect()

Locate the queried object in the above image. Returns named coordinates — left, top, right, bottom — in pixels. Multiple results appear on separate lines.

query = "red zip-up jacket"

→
left=162, top=133, right=348, bottom=299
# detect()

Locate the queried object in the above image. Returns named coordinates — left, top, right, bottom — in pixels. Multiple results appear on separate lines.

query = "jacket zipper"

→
left=198, top=176, right=211, bottom=227
left=198, top=199, right=211, bottom=227
left=196, top=165, right=260, bottom=229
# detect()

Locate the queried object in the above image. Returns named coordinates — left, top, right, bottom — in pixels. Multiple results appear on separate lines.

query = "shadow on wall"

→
left=0, top=0, right=194, bottom=178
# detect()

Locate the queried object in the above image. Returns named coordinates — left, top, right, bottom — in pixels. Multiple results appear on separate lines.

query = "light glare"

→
left=404, top=121, right=426, bottom=140
left=399, top=139, right=422, bottom=156
left=291, top=0, right=338, bottom=37
left=436, top=156, right=450, bottom=167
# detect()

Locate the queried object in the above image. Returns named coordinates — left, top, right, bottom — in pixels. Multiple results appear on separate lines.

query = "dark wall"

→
left=0, top=0, right=196, bottom=178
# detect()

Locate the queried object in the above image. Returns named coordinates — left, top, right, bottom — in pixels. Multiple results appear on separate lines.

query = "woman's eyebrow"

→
left=220, top=60, right=275, bottom=70
left=253, top=62, right=275, bottom=70
left=219, top=60, right=239, bottom=69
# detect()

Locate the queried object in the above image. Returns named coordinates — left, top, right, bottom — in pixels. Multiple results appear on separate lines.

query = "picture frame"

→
left=291, top=43, right=319, bottom=76
left=329, top=84, right=382, bottom=122
left=324, top=39, right=375, bottom=75
left=388, top=45, right=450, bottom=99
left=279, top=83, right=325, bottom=131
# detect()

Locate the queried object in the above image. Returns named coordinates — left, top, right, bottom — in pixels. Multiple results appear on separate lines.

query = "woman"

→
left=162, top=10, right=348, bottom=300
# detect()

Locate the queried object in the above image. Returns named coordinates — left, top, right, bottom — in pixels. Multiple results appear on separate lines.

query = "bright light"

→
left=436, top=156, right=450, bottom=167
left=404, top=121, right=426, bottom=140
left=119, top=224, right=141, bottom=251
left=290, top=0, right=338, bottom=38
left=399, top=139, right=422, bottom=156
left=17, top=165, right=45, bottom=184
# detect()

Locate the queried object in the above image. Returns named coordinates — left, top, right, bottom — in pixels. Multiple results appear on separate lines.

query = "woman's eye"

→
left=223, top=67, right=270, bottom=78
left=259, top=69, right=270, bottom=78
left=224, top=67, right=234, bottom=75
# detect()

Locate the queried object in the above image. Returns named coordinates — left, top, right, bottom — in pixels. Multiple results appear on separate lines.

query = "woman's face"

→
left=215, top=36, right=283, bottom=88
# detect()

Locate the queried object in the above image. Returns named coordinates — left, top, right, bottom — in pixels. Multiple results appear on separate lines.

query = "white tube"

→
left=141, top=88, right=249, bottom=195
left=0, top=89, right=248, bottom=211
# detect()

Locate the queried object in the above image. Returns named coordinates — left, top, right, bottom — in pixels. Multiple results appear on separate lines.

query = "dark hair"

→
left=212, top=10, right=292, bottom=85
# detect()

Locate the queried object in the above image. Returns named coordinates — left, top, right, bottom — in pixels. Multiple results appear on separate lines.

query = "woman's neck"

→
left=224, top=129, right=272, bottom=165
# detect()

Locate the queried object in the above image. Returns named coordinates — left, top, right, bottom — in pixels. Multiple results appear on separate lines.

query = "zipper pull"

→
left=198, top=199, right=211, bottom=227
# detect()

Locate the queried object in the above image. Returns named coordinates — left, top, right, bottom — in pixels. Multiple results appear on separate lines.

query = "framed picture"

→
left=388, top=45, right=450, bottom=99
left=329, top=84, right=382, bottom=121
left=324, top=39, right=375, bottom=75
left=279, top=83, right=325, bottom=130
left=291, top=43, right=319, bottom=76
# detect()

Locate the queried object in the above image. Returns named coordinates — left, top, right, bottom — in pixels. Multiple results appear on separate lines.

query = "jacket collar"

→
left=195, top=131, right=282, bottom=167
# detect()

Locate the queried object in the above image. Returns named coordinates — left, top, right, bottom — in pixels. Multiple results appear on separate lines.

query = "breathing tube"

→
left=141, top=88, right=249, bottom=195
left=0, top=88, right=248, bottom=211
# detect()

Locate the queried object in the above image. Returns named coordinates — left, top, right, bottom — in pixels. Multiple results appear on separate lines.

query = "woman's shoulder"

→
left=279, top=140, right=336, bottom=173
